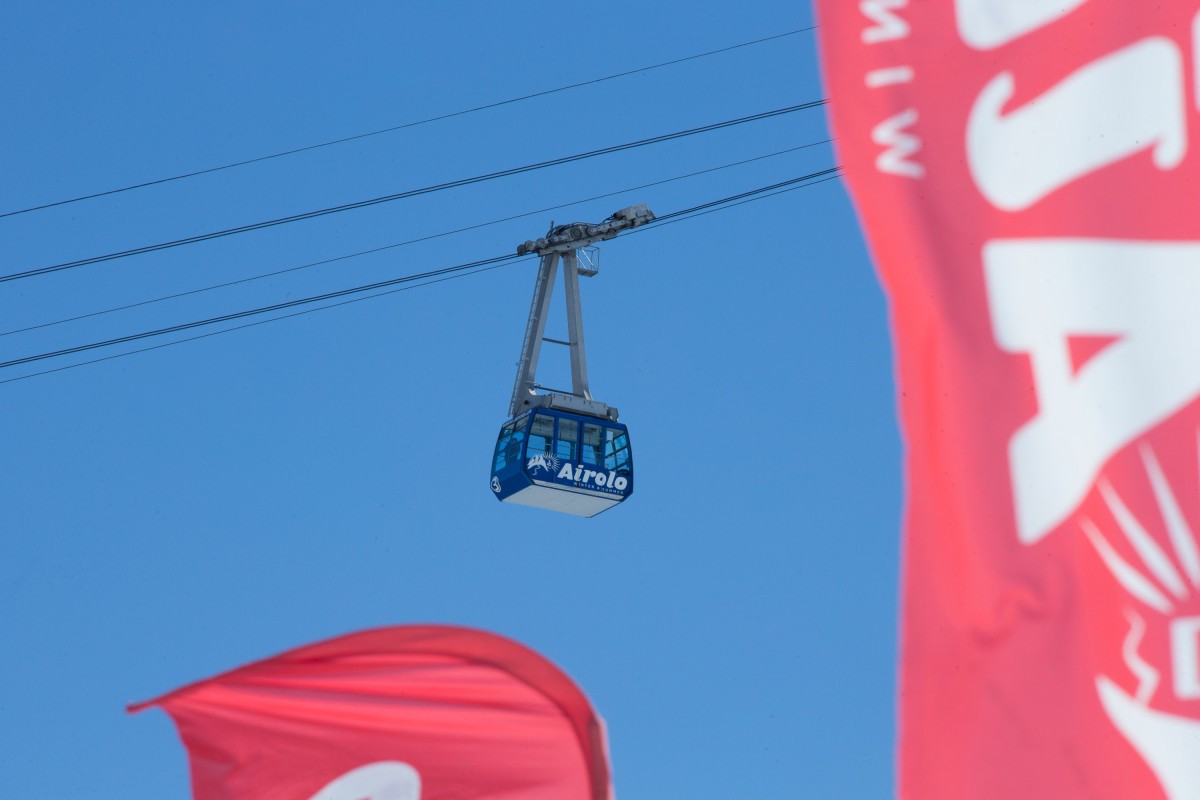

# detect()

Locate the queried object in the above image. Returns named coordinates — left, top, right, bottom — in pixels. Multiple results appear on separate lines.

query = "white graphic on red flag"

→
left=1084, top=444, right=1200, bottom=799
left=132, top=626, right=612, bottom=800
left=818, top=0, right=1200, bottom=795
left=985, top=240, right=1200, bottom=544
left=309, top=762, right=421, bottom=800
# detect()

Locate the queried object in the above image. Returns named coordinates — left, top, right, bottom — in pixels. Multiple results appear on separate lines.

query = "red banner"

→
left=131, top=626, right=611, bottom=800
left=816, top=2, right=1200, bottom=797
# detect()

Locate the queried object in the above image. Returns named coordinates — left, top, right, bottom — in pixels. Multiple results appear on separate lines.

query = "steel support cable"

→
left=0, top=253, right=523, bottom=371
left=648, top=167, right=841, bottom=222
left=2, top=101, right=826, bottom=285
left=0, top=170, right=842, bottom=383
left=0, top=26, right=817, bottom=220
left=0, top=261, right=525, bottom=386
left=0, top=139, right=833, bottom=339
left=619, top=170, right=843, bottom=237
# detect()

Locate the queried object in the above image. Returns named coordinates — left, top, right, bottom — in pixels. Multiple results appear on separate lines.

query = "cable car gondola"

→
left=491, top=408, right=633, bottom=517
left=489, top=205, right=653, bottom=517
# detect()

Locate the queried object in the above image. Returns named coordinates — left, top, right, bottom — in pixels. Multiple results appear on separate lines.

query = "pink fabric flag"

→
left=816, top=2, right=1200, bottom=797
left=132, top=626, right=612, bottom=800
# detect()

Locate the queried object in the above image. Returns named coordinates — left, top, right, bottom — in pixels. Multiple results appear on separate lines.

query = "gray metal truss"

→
left=507, top=204, right=654, bottom=421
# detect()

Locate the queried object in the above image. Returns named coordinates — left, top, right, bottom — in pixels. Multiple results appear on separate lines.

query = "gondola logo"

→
left=526, top=454, right=560, bottom=474
left=556, top=462, right=629, bottom=493
left=526, top=453, right=629, bottom=493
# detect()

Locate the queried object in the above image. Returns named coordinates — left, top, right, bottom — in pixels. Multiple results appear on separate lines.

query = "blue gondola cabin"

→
left=490, top=409, right=633, bottom=517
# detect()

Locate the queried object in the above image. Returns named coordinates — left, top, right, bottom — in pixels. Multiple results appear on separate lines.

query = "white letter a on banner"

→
left=985, top=239, right=1200, bottom=544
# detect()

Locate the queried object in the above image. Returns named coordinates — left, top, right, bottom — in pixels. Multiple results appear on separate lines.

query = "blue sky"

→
left=0, top=2, right=901, bottom=797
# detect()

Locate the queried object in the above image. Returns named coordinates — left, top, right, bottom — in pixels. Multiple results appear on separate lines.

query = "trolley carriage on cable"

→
left=489, top=203, right=653, bottom=517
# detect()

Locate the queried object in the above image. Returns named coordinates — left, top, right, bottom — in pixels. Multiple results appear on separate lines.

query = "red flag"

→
left=816, top=2, right=1200, bottom=798
left=131, top=626, right=611, bottom=800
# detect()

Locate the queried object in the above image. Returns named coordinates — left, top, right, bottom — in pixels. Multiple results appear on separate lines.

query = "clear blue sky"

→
left=0, top=2, right=901, bottom=797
